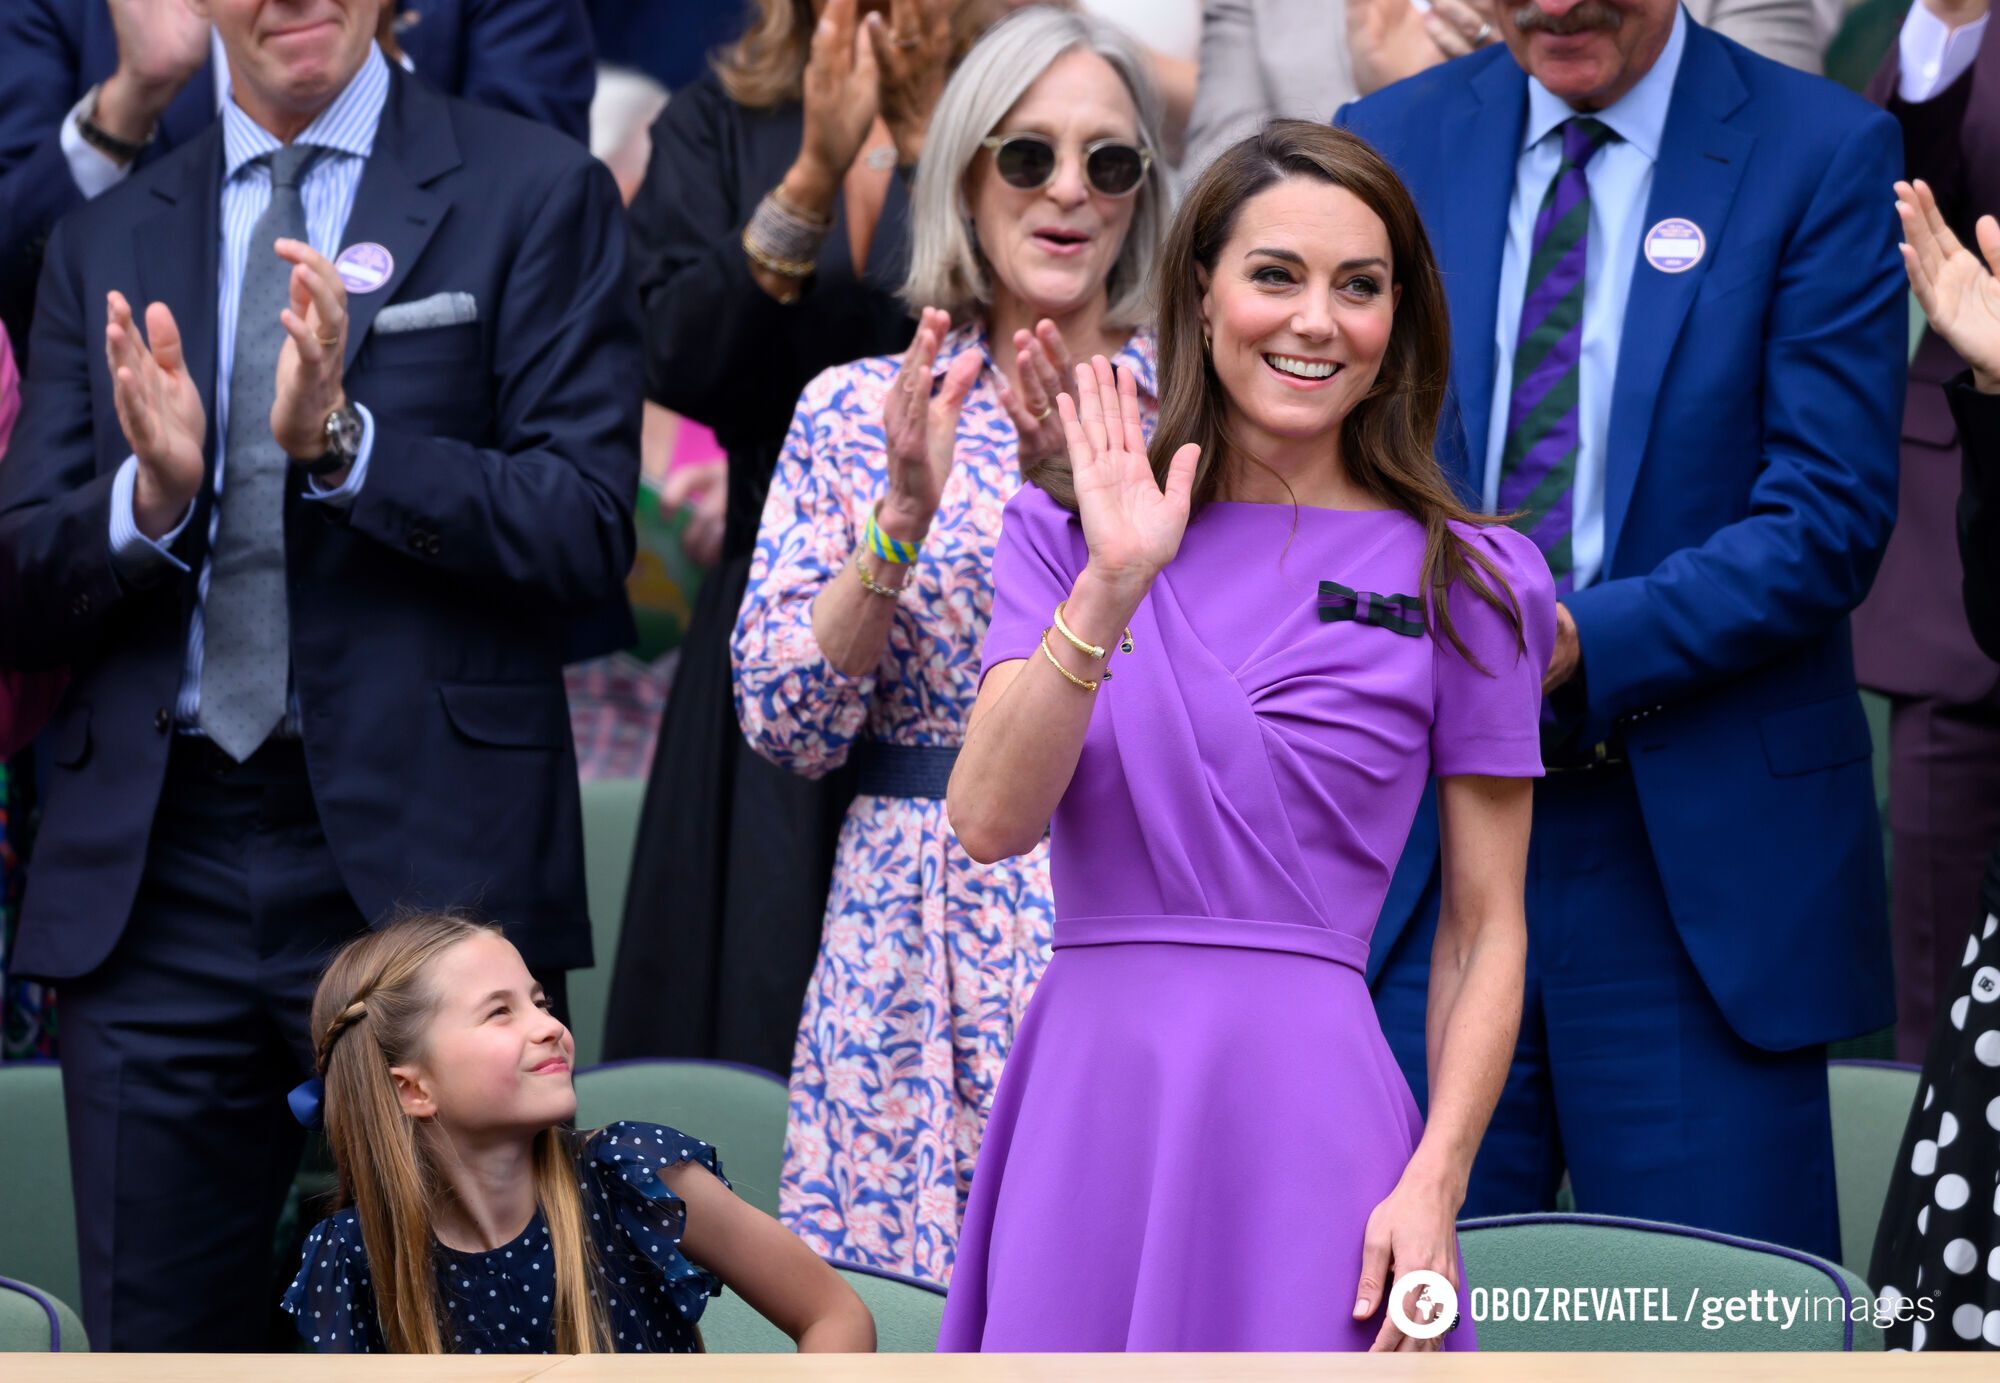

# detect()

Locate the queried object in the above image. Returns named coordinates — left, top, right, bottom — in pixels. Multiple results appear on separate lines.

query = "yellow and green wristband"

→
left=865, top=504, right=922, bottom=565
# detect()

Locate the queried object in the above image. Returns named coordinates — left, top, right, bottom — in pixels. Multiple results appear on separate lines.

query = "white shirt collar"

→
left=1522, top=4, right=1688, bottom=165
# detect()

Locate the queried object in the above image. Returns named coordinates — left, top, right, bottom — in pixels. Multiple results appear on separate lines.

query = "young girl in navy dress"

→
left=283, top=913, right=875, bottom=1353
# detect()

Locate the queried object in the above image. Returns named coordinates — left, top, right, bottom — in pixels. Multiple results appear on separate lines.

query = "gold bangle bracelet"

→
left=1050, top=600, right=1106, bottom=659
left=1051, top=600, right=1133, bottom=677
left=1039, top=628, right=1099, bottom=692
left=854, top=551, right=903, bottom=600
left=741, top=229, right=817, bottom=279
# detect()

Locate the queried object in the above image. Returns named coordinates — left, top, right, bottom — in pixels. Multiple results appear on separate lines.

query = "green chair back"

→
left=572, top=1059, right=789, bottom=1218
left=0, top=1276, right=87, bottom=1352
left=1828, top=1058, right=1922, bottom=1282
left=1458, top=1212, right=1883, bottom=1351
left=698, top=1260, right=944, bottom=1353
left=571, top=775, right=648, bottom=1068
left=1824, top=0, right=1908, bottom=93
left=0, top=1064, right=80, bottom=1323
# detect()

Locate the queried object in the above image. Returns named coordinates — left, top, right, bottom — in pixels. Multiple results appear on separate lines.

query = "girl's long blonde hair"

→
left=311, top=912, right=609, bottom=1354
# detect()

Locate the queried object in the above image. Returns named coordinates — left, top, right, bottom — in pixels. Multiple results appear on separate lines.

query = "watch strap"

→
left=76, top=85, right=154, bottom=164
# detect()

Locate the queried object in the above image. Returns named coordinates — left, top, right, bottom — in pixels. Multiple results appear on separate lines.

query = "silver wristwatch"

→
left=300, top=403, right=363, bottom=477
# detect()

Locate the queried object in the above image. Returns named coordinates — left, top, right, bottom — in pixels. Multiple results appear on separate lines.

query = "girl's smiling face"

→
left=390, top=932, right=576, bottom=1134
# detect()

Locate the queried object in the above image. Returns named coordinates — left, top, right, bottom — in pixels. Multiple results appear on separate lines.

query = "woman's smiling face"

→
left=1199, top=176, right=1400, bottom=463
left=965, top=48, right=1143, bottom=323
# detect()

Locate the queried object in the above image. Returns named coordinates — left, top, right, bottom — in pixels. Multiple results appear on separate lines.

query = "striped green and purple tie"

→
left=1496, top=116, right=1618, bottom=594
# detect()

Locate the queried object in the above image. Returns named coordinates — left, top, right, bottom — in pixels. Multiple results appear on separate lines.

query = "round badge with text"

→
left=1644, top=217, right=1706, bottom=274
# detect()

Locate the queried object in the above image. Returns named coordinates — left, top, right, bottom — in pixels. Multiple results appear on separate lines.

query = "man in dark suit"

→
left=0, top=0, right=639, bottom=1349
left=1342, top=0, right=1905, bottom=1260
left=1851, top=0, right=1998, bottom=1062
left=0, top=0, right=598, bottom=361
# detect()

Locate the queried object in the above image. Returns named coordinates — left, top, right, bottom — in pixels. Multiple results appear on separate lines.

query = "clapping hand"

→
left=1058, top=355, right=1199, bottom=598
left=994, top=319, right=1079, bottom=467
left=270, top=239, right=351, bottom=467
left=106, top=290, right=205, bottom=539
left=880, top=307, right=981, bottom=538
left=868, top=0, right=954, bottom=168
left=1898, top=179, right=2000, bottom=393
left=98, top=0, right=210, bottom=152
left=798, top=0, right=882, bottom=194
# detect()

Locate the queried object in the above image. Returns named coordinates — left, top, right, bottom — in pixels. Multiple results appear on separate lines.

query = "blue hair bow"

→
left=288, top=1075, right=326, bottom=1131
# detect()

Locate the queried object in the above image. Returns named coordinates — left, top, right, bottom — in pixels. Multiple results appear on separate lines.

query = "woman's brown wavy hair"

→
left=1033, top=119, right=1523, bottom=667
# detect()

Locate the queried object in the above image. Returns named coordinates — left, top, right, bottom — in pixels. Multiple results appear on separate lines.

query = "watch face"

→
left=327, top=406, right=363, bottom=458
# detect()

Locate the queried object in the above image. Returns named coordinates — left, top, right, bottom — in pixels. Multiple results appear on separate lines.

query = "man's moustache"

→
left=1510, top=2, right=1626, bottom=35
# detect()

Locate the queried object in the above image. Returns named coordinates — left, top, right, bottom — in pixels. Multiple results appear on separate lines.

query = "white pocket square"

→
left=374, top=291, right=478, bottom=333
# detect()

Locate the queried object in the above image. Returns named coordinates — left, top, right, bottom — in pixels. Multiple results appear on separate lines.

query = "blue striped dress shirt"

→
left=109, top=43, right=390, bottom=734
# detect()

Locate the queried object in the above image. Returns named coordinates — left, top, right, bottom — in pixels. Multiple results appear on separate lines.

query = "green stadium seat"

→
left=1458, top=1212, right=1883, bottom=1350
left=1827, top=1058, right=1922, bottom=1283
left=572, top=1059, right=790, bottom=1218
left=0, top=1063, right=79, bottom=1324
left=0, top=1275, right=87, bottom=1352
left=698, top=1259, right=945, bottom=1352
left=571, top=775, right=648, bottom=1068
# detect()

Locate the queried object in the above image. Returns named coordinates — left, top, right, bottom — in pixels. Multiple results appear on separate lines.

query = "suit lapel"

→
left=340, top=70, right=458, bottom=368
left=1603, top=25, right=1751, bottom=566
left=1439, top=59, right=1528, bottom=497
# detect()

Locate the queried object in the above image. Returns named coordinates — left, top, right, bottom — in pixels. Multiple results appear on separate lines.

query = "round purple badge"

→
left=1643, top=218, right=1705, bottom=274
left=334, top=242, right=394, bottom=294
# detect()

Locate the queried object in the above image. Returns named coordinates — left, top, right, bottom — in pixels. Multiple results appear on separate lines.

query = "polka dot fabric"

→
left=1873, top=912, right=2000, bottom=1352
left=282, top=1122, right=726, bottom=1353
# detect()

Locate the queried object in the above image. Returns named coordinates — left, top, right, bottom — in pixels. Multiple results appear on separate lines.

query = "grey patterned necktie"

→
left=199, top=142, right=319, bottom=761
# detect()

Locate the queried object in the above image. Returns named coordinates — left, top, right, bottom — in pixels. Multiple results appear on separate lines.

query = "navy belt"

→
left=853, top=742, right=960, bottom=800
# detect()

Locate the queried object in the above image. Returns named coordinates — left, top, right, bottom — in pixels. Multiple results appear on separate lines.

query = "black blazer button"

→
left=424, top=534, right=442, bottom=556
left=72, top=593, right=91, bottom=616
left=408, top=529, right=426, bottom=551
left=154, top=708, right=171, bottom=734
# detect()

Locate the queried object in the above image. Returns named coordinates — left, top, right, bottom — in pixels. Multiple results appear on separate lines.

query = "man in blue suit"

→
left=0, top=0, right=638, bottom=1348
left=1341, top=0, right=1904, bottom=1261
left=0, top=0, right=597, bottom=361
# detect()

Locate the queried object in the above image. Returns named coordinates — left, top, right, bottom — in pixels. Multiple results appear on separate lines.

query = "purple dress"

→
left=937, top=485, right=1555, bottom=1351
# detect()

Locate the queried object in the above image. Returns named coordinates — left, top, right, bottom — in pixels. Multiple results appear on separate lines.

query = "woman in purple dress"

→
left=939, top=120, right=1554, bottom=1352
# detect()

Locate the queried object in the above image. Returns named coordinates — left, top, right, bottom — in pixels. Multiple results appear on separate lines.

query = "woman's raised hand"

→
left=881, top=307, right=981, bottom=535
left=1058, top=355, right=1199, bottom=595
left=1899, top=179, right=2000, bottom=392
left=995, top=318, right=1078, bottom=467
left=868, top=0, right=954, bottom=168
left=798, top=0, right=882, bottom=193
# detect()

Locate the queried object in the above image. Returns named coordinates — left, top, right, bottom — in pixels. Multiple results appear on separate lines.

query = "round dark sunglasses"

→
left=980, top=133, right=1152, bottom=198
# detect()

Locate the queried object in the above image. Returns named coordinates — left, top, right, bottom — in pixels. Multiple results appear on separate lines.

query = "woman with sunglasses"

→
left=732, top=5, right=1169, bottom=1286
left=608, top=0, right=962, bottom=1078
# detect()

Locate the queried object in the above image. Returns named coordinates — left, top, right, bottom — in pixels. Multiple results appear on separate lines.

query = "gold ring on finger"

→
left=1032, top=402, right=1053, bottom=421
left=894, top=36, right=922, bottom=49
left=1474, top=20, right=1492, bottom=41
left=317, top=334, right=340, bottom=348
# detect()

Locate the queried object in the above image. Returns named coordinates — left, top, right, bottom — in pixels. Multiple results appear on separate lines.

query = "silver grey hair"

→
left=902, top=5, right=1168, bottom=328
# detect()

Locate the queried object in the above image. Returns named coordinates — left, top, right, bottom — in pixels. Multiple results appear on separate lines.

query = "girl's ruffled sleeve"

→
left=281, top=1212, right=379, bottom=1353
left=1430, top=524, right=1557, bottom=778
left=731, top=364, right=887, bottom=777
left=582, top=1121, right=729, bottom=1326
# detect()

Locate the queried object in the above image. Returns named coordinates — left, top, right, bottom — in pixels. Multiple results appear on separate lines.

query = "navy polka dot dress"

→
left=282, top=1122, right=725, bottom=1353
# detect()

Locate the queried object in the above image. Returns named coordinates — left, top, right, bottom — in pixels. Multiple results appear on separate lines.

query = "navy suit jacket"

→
left=0, top=0, right=596, bottom=359
left=0, top=69, right=641, bottom=980
left=1340, top=22, right=1905, bottom=1051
